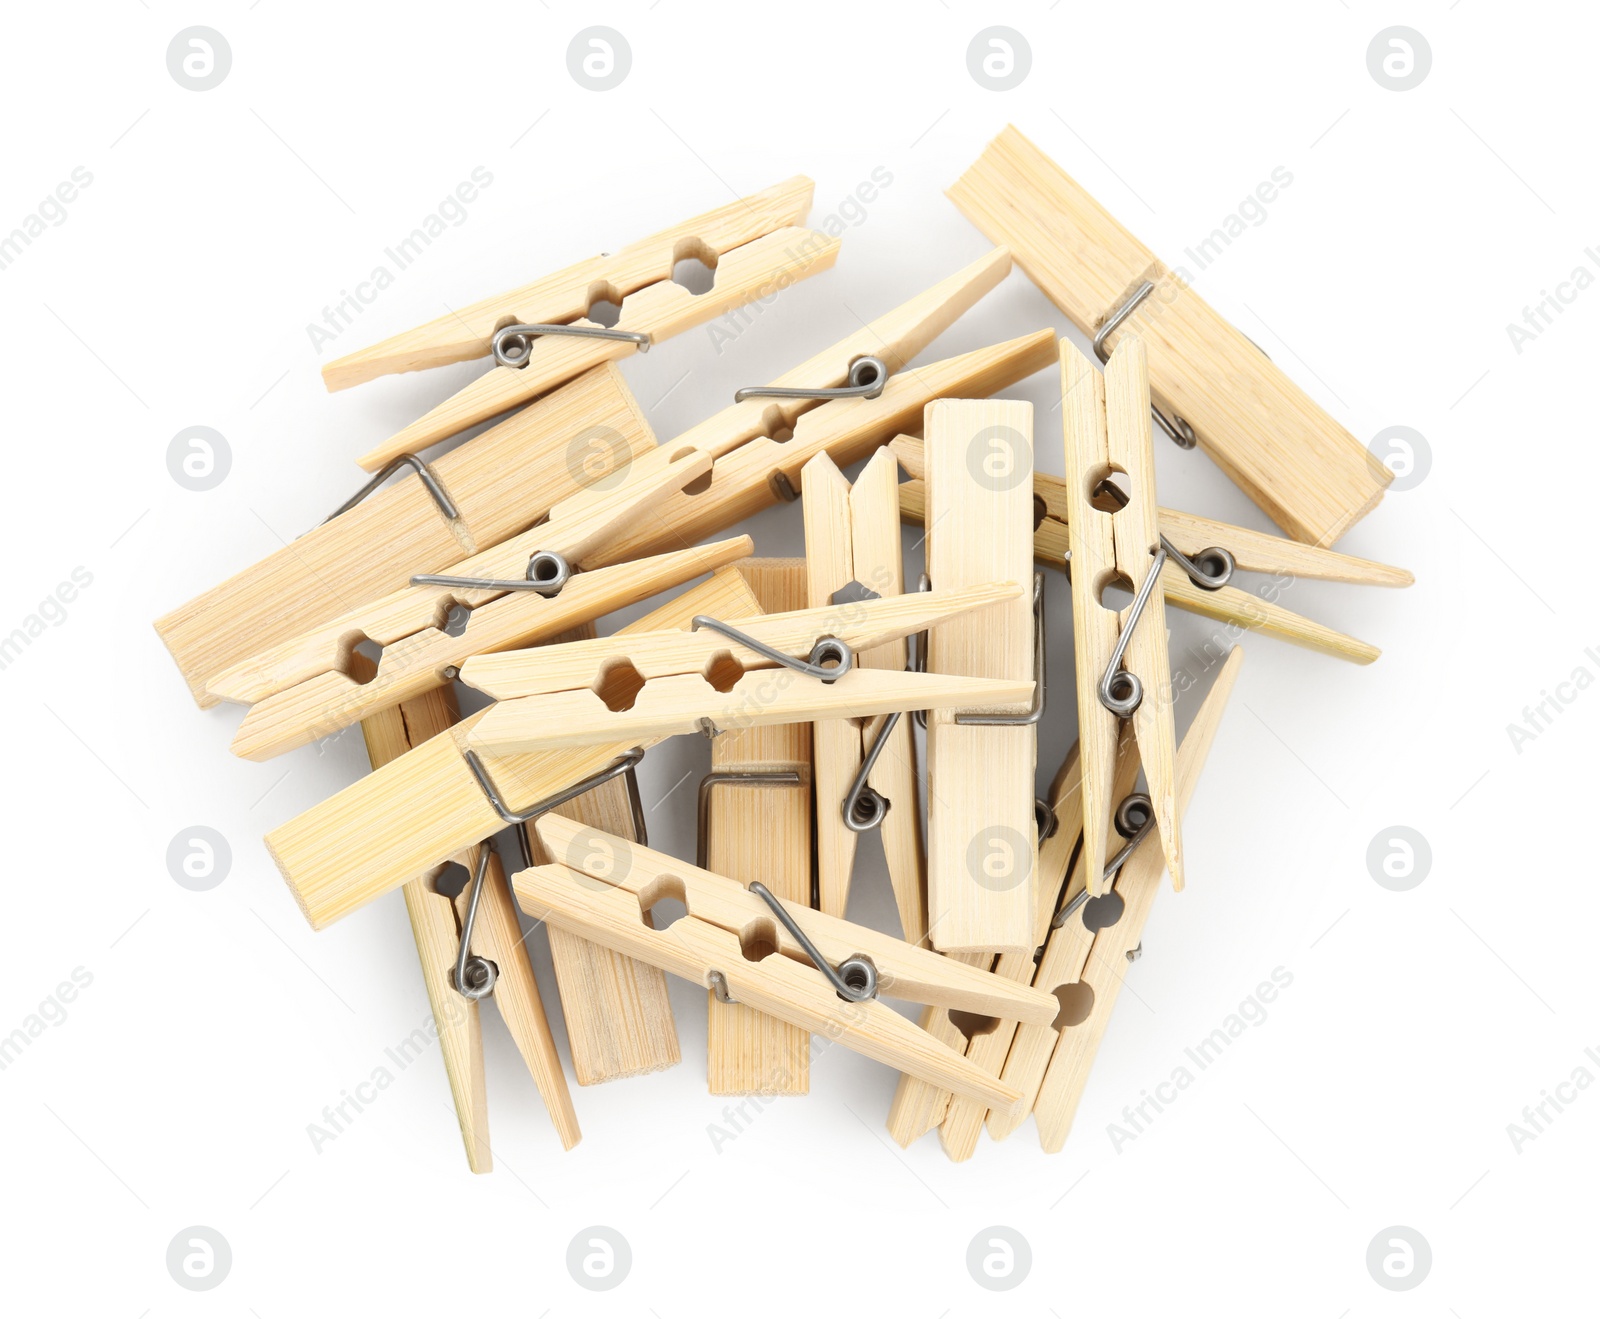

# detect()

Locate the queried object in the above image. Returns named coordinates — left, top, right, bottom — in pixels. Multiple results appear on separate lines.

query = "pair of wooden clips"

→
left=156, top=126, right=1408, bottom=1167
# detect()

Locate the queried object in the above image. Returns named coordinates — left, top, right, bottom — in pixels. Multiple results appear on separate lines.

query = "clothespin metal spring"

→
left=1093, top=282, right=1196, bottom=450
left=841, top=710, right=902, bottom=832
left=411, top=549, right=572, bottom=597
left=690, top=615, right=853, bottom=683
left=1050, top=792, right=1153, bottom=930
left=1087, top=477, right=1235, bottom=592
left=734, top=354, right=888, bottom=404
left=707, top=881, right=879, bottom=1007
left=451, top=843, right=498, bottom=1001
left=322, top=453, right=460, bottom=526
left=492, top=321, right=650, bottom=369
left=464, top=746, right=647, bottom=830
left=1097, top=549, right=1166, bottom=718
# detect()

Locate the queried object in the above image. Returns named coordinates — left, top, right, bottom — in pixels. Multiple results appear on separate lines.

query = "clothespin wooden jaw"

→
left=519, top=816, right=1058, bottom=1109
left=199, top=416, right=753, bottom=759
left=949, top=125, right=1393, bottom=547
left=891, top=432, right=1409, bottom=664
left=322, top=177, right=816, bottom=391
left=802, top=447, right=927, bottom=944
left=266, top=567, right=763, bottom=932
left=1061, top=335, right=1185, bottom=896
left=577, top=247, right=1056, bottom=571
left=359, top=686, right=580, bottom=1168
left=697, top=560, right=814, bottom=1095
left=462, top=582, right=1033, bottom=755
left=1014, top=648, right=1244, bottom=1152
left=920, top=398, right=1040, bottom=956
left=341, top=180, right=841, bottom=471
left=154, top=364, right=656, bottom=709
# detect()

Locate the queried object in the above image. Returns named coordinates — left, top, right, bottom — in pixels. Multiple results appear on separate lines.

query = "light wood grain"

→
left=471, top=666, right=1033, bottom=755
left=323, top=177, right=816, bottom=390
left=520, top=675, right=681, bottom=1087
left=537, top=816, right=1054, bottom=1024
left=589, top=330, right=1058, bottom=567
left=460, top=580, right=1020, bottom=698
left=208, top=441, right=717, bottom=705
left=269, top=568, right=758, bottom=930
left=228, top=537, right=753, bottom=760
left=902, top=478, right=1383, bottom=664
left=891, top=433, right=1411, bottom=588
left=885, top=952, right=991, bottom=1149
left=1031, top=648, right=1244, bottom=1152
left=359, top=227, right=840, bottom=469
left=801, top=450, right=925, bottom=940
left=518, top=866, right=1025, bottom=1111
left=155, top=365, right=653, bottom=708
left=801, top=457, right=860, bottom=925
left=923, top=399, right=1038, bottom=954
left=1105, top=337, right=1183, bottom=891
left=850, top=452, right=928, bottom=946
left=704, top=560, right=812, bottom=1095
left=949, top=125, right=1392, bottom=546
left=361, top=692, right=489, bottom=1172
left=361, top=686, right=581, bottom=1167
left=1062, top=337, right=1182, bottom=895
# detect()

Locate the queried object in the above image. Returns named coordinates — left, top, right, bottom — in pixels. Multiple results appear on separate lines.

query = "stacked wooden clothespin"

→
left=156, top=127, right=1411, bottom=1169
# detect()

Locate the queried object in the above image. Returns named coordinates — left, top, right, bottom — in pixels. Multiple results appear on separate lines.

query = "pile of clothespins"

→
left=156, top=125, right=1410, bottom=1168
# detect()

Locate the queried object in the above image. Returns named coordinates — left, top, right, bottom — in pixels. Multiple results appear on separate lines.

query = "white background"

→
left=2, top=2, right=1594, bottom=1313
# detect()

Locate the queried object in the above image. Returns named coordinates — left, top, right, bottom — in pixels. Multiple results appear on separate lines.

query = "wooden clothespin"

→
left=519, top=816, right=1060, bottom=1110
left=328, top=179, right=839, bottom=470
left=154, top=364, right=653, bottom=708
left=698, top=560, right=814, bottom=1095
left=921, top=399, right=1040, bottom=955
left=518, top=620, right=681, bottom=1087
left=950, top=125, right=1392, bottom=546
left=576, top=250, right=1058, bottom=569
left=891, top=433, right=1410, bottom=664
left=206, top=454, right=752, bottom=758
left=459, top=582, right=1031, bottom=754
left=886, top=738, right=1099, bottom=1151
left=1063, top=335, right=1184, bottom=896
left=802, top=448, right=925, bottom=943
left=359, top=686, right=579, bottom=1168
left=267, top=567, right=756, bottom=931
left=1002, top=648, right=1243, bottom=1151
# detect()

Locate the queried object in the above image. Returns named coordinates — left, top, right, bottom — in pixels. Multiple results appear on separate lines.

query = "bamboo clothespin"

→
left=883, top=738, right=1099, bottom=1150
left=802, top=448, right=925, bottom=943
left=949, top=125, right=1393, bottom=546
left=1005, top=647, right=1243, bottom=1152
left=699, top=561, right=814, bottom=1096
left=208, top=455, right=750, bottom=758
left=360, top=686, right=580, bottom=1168
left=331, top=179, right=840, bottom=470
left=519, top=817, right=1060, bottom=1110
left=267, top=566, right=756, bottom=931
left=576, top=250, right=1057, bottom=569
left=460, top=582, right=1031, bottom=754
left=1063, top=336, right=1185, bottom=896
left=921, top=399, right=1040, bottom=955
left=154, top=364, right=654, bottom=708
left=519, top=620, right=681, bottom=1087
left=891, top=433, right=1409, bottom=664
